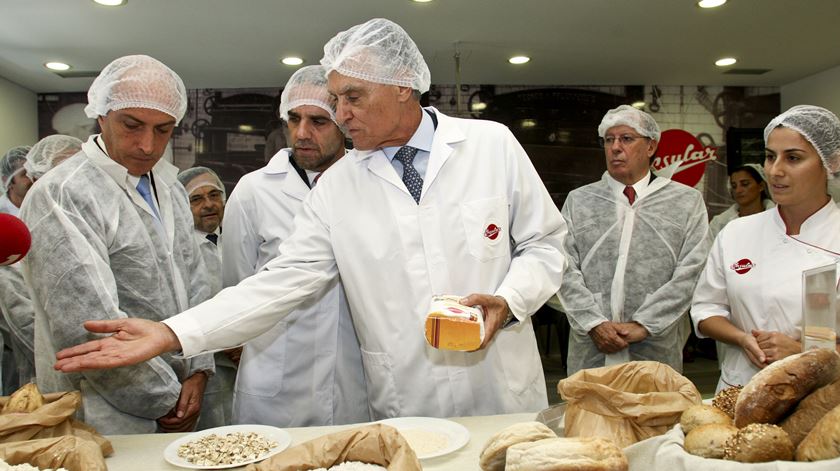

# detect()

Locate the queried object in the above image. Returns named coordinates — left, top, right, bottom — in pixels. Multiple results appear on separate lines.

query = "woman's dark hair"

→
left=729, top=165, right=770, bottom=202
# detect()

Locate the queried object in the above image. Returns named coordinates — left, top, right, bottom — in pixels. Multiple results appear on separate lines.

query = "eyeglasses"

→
left=599, top=134, right=649, bottom=148
left=189, top=190, right=224, bottom=206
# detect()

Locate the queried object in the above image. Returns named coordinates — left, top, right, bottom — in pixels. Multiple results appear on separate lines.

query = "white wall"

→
left=0, top=77, right=37, bottom=152
left=781, top=64, right=840, bottom=117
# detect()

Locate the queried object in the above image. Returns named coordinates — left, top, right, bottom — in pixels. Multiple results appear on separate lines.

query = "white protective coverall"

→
left=559, top=173, right=710, bottom=376
left=221, top=149, right=369, bottom=426
left=166, top=109, right=567, bottom=419
left=692, top=202, right=840, bottom=391
left=709, top=199, right=775, bottom=240
left=0, top=264, right=36, bottom=387
left=20, top=136, right=216, bottom=434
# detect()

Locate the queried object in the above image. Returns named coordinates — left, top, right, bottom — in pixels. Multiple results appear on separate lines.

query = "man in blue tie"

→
left=20, top=55, right=217, bottom=434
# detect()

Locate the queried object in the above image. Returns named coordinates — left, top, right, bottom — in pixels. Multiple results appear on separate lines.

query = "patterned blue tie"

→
left=393, top=146, right=422, bottom=204
left=136, top=174, right=161, bottom=220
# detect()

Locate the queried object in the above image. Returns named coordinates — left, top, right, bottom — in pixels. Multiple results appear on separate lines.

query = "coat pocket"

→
left=460, top=196, right=509, bottom=262
left=359, top=348, right=401, bottom=420
left=235, top=321, right=288, bottom=397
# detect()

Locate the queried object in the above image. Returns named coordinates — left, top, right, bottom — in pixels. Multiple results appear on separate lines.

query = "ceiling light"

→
left=93, top=0, right=126, bottom=6
left=471, top=102, right=487, bottom=111
left=45, top=62, right=71, bottom=71
left=509, top=56, right=530, bottom=65
left=238, top=124, right=254, bottom=132
left=521, top=119, right=537, bottom=128
left=281, top=57, right=304, bottom=66
left=411, top=0, right=434, bottom=2
left=631, top=101, right=646, bottom=109
left=697, top=0, right=726, bottom=8
left=715, top=57, right=737, bottom=67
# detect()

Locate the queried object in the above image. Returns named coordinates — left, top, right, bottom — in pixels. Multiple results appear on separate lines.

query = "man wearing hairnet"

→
left=221, top=65, right=367, bottom=427
left=558, top=105, right=710, bottom=375
left=0, top=146, right=33, bottom=217
left=176, top=166, right=236, bottom=429
left=20, top=55, right=217, bottom=434
left=54, top=19, right=567, bottom=419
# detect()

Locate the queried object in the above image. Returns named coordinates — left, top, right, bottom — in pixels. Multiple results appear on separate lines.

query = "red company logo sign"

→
left=484, top=224, right=500, bottom=240
left=730, top=258, right=756, bottom=275
left=652, top=129, right=718, bottom=188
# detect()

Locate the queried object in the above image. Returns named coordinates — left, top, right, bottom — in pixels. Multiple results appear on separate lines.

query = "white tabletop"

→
left=104, top=412, right=536, bottom=470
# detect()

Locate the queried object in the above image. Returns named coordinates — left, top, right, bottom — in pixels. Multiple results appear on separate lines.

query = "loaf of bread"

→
left=734, top=349, right=840, bottom=428
left=723, top=423, right=794, bottom=462
left=505, top=437, right=628, bottom=471
left=712, top=385, right=742, bottom=419
left=680, top=404, right=732, bottom=434
left=795, top=402, right=840, bottom=461
left=684, top=423, right=738, bottom=459
left=424, top=295, right=484, bottom=351
left=479, top=422, right=556, bottom=471
left=780, top=378, right=840, bottom=446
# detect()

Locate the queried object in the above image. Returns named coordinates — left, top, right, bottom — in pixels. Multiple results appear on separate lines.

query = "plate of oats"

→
left=164, top=424, right=291, bottom=469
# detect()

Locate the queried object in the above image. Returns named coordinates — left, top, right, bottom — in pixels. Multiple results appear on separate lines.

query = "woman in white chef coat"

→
left=692, top=105, right=840, bottom=391
left=709, top=164, right=775, bottom=240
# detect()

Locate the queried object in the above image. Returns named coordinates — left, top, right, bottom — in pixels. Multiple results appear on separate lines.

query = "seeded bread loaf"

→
left=723, top=423, right=794, bottom=462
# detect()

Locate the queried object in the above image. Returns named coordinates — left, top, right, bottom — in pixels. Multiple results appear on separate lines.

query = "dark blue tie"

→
left=206, top=233, right=218, bottom=246
left=393, top=146, right=422, bottom=204
left=136, top=175, right=160, bottom=220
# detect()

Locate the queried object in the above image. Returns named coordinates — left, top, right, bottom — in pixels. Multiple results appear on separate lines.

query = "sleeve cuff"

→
left=690, top=304, right=730, bottom=339
left=162, top=313, right=208, bottom=358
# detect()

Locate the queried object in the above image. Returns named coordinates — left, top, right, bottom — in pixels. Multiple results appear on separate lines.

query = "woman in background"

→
left=709, top=164, right=775, bottom=239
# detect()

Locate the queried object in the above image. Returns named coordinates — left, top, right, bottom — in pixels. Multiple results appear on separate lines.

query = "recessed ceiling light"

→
left=715, top=57, right=737, bottom=67
left=471, top=102, right=487, bottom=111
left=93, top=0, right=126, bottom=6
left=45, top=62, right=71, bottom=71
left=281, top=57, right=304, bottom=66
left=411, top=0, right=434, bottom=2
left=698, top=0, right=727, bottom=8
left=238, top=124, right=254, bottom=132
left=631, top=101, right=646, bottom=109
left=509, top=56, right=530, bottom=65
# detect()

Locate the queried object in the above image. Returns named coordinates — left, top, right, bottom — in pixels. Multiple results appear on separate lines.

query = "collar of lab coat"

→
left=772, top=198, right=840, bottom=237
left=262, top=148, right=293, bottom=175
left=601, top=171, right=670, bottom=203
left=260, top=148, right=307, bottom=200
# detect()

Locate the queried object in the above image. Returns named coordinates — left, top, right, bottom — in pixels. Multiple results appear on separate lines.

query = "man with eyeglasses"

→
left=557, top=105, right=710, bottom=376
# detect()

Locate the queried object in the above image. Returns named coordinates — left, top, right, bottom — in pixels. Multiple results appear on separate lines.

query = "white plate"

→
left=378, top=417, right=470, bottom=460
left=163, top=424, right=291, bottom=469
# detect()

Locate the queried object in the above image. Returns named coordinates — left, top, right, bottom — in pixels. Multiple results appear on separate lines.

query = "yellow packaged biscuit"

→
left=424, top=295, right=485, bottom=352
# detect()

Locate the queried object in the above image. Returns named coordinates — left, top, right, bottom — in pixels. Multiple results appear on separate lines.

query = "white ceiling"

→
left=2, top=0, right=840, bottom=93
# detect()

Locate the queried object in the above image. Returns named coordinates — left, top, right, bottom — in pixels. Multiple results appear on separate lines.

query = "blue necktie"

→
left=393, top=146, right=422, bottom=204
left=136, top=174, right=161, bottom=220
left=206, top=233, right=218, bottom=246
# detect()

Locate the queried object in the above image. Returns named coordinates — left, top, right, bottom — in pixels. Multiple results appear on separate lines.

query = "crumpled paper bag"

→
left=246, top=424, right=422, bottom=471
left=558, top=361, right=701, bottom=448
left=0, top=391, right=112, bottom=471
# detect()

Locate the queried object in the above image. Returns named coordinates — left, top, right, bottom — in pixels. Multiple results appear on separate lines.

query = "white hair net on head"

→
left=279, top=65, right=337, bottom=124
left=1, top=146, right=32, bottom=194
left=321, top=18, right=431, bottom=93
left=24, top=135, right=83, bottom=181
left=764, top=105, right=840, bottom=177
left=84, top=54, right=188, bottom=124
left=177, top=166, right=226, bottom=202
left=597, top=105, right=661, bottom=141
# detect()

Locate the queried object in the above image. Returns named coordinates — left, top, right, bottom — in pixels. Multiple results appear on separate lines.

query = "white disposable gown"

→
left=559, top=173, right=710, bottom=375
left=20, top=136, right=216, bottom=434
left=166, top=109, right=567, bottom=418
left=0, top=264, right=36, bottom=386
left=709, top=199, right=775, bottom=240
left=692, top=202, right=840, bottom=391
left=221, top=149, right=368, bottom=426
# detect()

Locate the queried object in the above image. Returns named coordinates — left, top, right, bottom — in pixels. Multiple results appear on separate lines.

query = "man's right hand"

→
left=588, top=322, right=629, bottom=354
left=53, top=318, right=181, bottom=372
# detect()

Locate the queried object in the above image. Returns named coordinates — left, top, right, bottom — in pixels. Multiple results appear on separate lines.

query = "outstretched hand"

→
left=54, top=318, right=181, bottom=373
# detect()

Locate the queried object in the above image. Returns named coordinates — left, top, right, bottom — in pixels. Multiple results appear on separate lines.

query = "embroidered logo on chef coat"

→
left=730, top=258, right=755, bottom=274
left=484, top=224, right=501, bottom=240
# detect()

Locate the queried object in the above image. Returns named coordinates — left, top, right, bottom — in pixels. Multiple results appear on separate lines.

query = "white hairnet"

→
left=764, top=105, right=840, bottom=177
left=279, top=65, right=337, bottom=124
left=1, top=146, right=32, bottom=194
left=321, top=18, right=431, bottom=93
left=85, top=55, right=188, bottom=124
left=598, top=105, right=661, bottom=141
left=24, top=135, right=83, bottom=180
left=177, top=166, right=226, bottom=201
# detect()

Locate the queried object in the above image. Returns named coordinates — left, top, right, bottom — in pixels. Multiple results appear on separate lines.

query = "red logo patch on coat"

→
left=730, top=258, right=755, bottom=274
left=484, top=224, right=500, bottom=240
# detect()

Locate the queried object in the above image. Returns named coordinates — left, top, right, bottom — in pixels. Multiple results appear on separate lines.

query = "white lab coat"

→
left=221, top=149, right=368, bottom=426
left=692, top=202, right=840, bottom=391
left=559, top=173, right=710, bottom=375
left=21, top=136, right=215, bottom=434
left=708, top=199, right=775, bottom=240
left=0, top=194, right=20, bottom=217
left=166, top=109, right=567, bottom=418
left=0, top=264, right=36, bottom=387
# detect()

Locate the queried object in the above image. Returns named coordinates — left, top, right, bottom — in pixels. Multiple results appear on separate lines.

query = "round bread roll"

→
left=712, top=385, right=742, bottom=419
left=479, top=421, right=556, bottom=471
left=734, top=349, right=840, bottom=428
left=723, top=423, right=794, bottom=463
left=795, top=402, right=840, bottom=461
left=505, top=437, right=628, bottom=471
left=684, top=423, right=738, bottom=459
left=680, top=404, right=732, bottom=434
left=781, top=378, right=840, bottom=446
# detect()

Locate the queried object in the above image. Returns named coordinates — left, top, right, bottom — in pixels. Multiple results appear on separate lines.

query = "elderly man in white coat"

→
left=558, top=105, right=711, bottom=376
left=221, top=65, right=368, bottom=427
left=53, top=19, right=568, bottom=419
left=21, top=55, right=216, bottom=434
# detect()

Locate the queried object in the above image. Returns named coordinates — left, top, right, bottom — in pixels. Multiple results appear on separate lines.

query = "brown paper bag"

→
left=558, top=361, right=701, bottom=448
left=0, top=436, right=107, bottom=471
left=246, top=424, right=422, bottom=471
